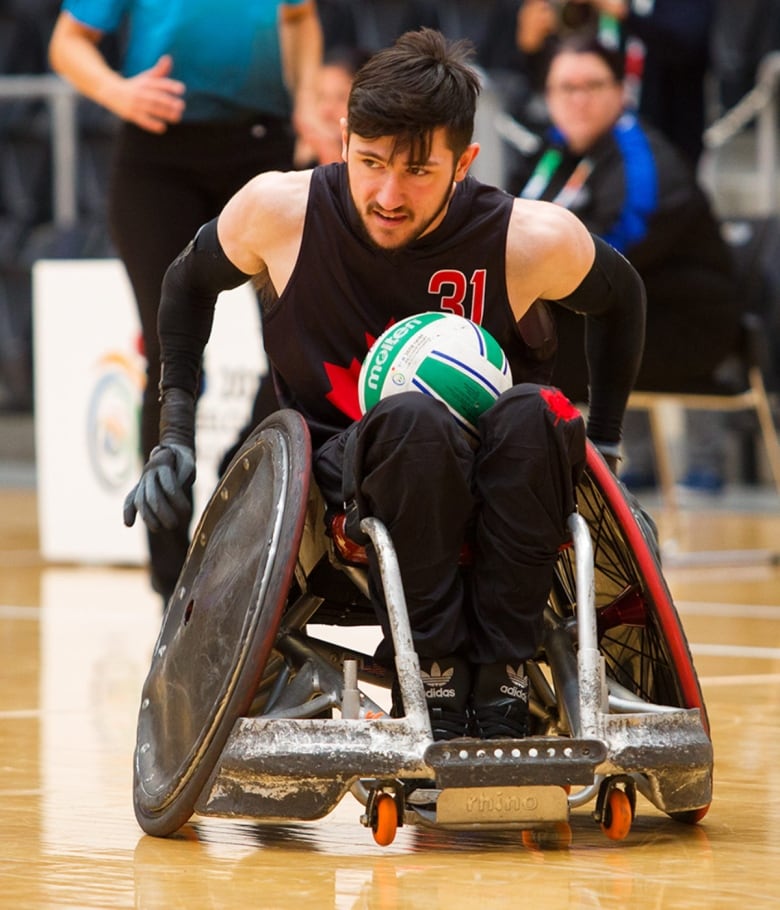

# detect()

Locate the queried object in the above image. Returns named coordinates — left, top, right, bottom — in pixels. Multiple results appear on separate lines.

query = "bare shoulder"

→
left=218, top=169, right=313, bottom=281
left=505, top=198, right=595, bottom=317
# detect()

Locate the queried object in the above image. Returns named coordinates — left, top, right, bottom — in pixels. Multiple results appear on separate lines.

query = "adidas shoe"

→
left=471, top=661, right=529, bottom=739
left=418, top=655, right=472, bottom=740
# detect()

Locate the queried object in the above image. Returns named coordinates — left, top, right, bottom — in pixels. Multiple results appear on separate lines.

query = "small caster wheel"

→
left=371, top=793, right=399, bottom=846
left=601, top=788, right=633, bottom=841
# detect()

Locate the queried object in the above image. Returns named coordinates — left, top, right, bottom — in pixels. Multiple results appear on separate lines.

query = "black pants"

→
left=108, top=118, right=294, bottom=600
left=313, top=386, right=586, bottom=664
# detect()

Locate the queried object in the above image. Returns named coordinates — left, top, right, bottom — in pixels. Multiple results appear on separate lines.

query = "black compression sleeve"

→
left=554, top=235, right=646, bottom=445
left=158, top=218, right=252, bottom=395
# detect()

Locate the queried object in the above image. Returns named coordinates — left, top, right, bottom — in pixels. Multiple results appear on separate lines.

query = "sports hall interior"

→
left=1, top=2, right=779, bottom=908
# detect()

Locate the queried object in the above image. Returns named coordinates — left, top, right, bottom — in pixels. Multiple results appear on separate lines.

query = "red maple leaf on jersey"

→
left=323, top=325, right=391, bottom=420
left=323, top=357, right=364, bottom=420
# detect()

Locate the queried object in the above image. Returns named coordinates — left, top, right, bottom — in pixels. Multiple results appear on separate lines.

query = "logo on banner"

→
left=86, top=350, right=145, bottom=490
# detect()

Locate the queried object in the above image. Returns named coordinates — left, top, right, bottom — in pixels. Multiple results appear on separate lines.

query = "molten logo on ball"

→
left=358, top=312, right=513, bottom=441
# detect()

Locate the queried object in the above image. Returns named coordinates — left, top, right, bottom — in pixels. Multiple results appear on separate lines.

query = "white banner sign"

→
left=33, top=259, right=265, bottom=565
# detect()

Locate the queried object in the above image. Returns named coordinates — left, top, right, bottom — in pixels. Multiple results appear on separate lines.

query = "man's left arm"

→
left=554, top=235, right=646, bottom=462
left=508, top=201, right=645, bottom=466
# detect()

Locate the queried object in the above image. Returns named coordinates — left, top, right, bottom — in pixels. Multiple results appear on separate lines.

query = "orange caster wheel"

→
left=601, top=788, right=633, bottom=841
left=371, top=793, right=399, bottom=846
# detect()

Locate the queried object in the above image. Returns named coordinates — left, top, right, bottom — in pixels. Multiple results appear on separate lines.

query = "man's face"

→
left=342, top=125, right=479, bottom=250
left=545, top=51, right=625, bottom=153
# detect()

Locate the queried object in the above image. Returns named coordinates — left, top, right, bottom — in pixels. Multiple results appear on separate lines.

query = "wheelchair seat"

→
left=327, top=510, right=474, bottom=568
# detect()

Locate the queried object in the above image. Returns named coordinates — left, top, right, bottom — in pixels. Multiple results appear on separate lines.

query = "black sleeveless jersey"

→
left=263, top=163, right=556, bottom=447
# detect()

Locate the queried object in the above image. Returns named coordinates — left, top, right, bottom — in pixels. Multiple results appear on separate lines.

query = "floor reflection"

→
left=1, top=560, right=779, bottom=909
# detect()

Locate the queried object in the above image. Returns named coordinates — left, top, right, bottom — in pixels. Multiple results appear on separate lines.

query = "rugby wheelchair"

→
left=133, top=409, right=713, bottom=846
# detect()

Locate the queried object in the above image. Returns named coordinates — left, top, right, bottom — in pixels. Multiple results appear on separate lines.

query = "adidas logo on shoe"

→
left=418, top=657, right=472, bottom=740
left=421, top=663, right=456, bottom=698
left=499, top=664, right=529, bottom=701
left=472, top=661, right=530, bottom=740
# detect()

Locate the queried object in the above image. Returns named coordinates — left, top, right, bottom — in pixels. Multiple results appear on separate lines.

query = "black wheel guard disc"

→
left=133, top=410, right=311, bottom=831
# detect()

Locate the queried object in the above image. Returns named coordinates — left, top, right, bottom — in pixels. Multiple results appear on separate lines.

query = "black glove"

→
left=123, top=443, right=195, bottom=531
left=123, top=387, right=196, bottom=532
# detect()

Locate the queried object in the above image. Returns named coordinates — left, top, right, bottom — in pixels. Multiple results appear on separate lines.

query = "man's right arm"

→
left=123, top=220, right=251, bottom=531
left=125, top=170, right=308, bottom=531
left=157, top=219, right=253, bottom=398
left=158, top=168, right=310, bottom=399
left=48, top=11, right=185, bottom=132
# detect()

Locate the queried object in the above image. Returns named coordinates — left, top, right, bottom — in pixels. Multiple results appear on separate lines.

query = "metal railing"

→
left=0, top=75, right=79, bottom=226
left=703, top=51, right=780, bottom=214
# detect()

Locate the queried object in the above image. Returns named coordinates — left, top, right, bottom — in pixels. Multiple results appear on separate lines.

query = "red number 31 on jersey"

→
left=428, top=269, right=487, bottom=324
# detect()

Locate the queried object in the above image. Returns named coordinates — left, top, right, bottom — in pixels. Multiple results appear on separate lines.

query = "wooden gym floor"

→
left=1, top=476, right=779, bottom=909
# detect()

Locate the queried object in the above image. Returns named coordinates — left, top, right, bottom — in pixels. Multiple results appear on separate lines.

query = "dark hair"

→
left=547, top=34, right=626, bottom=84
left=346, top=28, right=481, bottom=164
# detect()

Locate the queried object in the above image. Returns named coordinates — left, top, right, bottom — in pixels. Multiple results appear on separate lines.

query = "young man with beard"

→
left=124, top=28, right=646, bottom=741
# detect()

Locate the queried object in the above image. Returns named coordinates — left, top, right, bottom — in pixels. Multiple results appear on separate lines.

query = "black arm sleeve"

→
left=554, top=235, right=646, bottom=446
left=158, top=217, right=252, bottom=396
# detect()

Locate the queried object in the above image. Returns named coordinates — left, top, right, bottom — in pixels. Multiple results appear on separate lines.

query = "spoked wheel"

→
left=550, top=443, right=711, bottom=821
left=133, top=410, right=311, bottom=837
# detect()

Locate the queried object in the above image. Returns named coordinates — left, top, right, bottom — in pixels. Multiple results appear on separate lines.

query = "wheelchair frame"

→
left=132, top=410, right=713, bottom=845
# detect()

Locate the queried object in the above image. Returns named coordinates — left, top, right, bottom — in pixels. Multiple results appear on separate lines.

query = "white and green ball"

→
left=358, top=312, right=513, bottom=440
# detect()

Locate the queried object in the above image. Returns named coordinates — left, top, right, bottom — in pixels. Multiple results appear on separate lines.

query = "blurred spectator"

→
left=48, top=0, right=323, bottom=605
left=625, top=0, right=715, bottom=166
left=294, top=45, right=371, bottom=167
left=487, top=1, right=714, bottom=167
left=509, top=35, right=742, bottom=491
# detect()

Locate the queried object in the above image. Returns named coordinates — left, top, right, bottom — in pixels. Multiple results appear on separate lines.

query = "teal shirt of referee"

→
left=59, top=0, right=308, bottom=121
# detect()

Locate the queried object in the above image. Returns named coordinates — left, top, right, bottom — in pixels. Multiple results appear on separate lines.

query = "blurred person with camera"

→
left=479, top=0, right=626, bottom=136
left=517, top=0, right=627, bottom=86
left=493, top=0, right=714, bottom=166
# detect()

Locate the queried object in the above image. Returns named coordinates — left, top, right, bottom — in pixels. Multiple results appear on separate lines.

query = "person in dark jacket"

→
left=509, top=35, right=741, bottom=489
